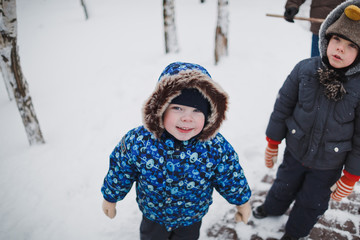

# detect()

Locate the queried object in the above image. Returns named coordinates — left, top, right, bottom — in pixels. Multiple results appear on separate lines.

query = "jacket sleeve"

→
left=213, top=137, right=251, bottom=205
left=285, top=0, right=306, bottom=9
left=101, top=133, right=138, bottom=203
left=266, top=62, right=301, bottom=142
left=345, top=101, right=360, bottom=176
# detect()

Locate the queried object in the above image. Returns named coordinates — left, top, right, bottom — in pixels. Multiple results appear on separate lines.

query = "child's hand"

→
left=235, top=201, right=251, bottom=224
left=330, top=175, right=357, bottom=201
left=102, top=199, right=117, bottom=218
left=265, top=143, right=278, bottom=168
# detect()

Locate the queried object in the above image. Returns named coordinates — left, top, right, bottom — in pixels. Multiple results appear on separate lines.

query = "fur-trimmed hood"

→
left=319, top=0, right=360, bottom=76
left=142, top=62, right=228, bottom=141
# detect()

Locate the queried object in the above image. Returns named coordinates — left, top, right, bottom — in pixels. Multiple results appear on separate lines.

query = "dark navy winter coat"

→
left=267, top=0, right=360, bottom=176
left=266, top=57, right=360, bottom=175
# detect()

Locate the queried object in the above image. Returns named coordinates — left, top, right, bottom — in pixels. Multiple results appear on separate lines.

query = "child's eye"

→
left=349, top=43, right=358, bottom=50
left=193, top=109, right=201, bottom=113
left=332, top=36, right=340, bottom=41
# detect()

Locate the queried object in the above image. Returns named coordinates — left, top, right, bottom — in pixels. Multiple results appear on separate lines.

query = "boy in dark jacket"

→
left=101, top=62, right=251, bottom=240
left=254, top=1, right=360, bottom=239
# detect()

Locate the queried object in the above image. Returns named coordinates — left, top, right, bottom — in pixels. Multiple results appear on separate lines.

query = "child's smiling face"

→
left=327, top=35, right=359, bottom=69
left=163, top=104, right=205, bottom=141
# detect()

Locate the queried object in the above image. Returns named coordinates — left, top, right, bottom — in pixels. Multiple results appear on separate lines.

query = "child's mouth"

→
left=333, top=54, right=342, bottom=60
left=177, top=126, right=192, bottom=133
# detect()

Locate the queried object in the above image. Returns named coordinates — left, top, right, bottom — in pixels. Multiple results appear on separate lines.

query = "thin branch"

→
left=266, top=13, right=324, bottom=23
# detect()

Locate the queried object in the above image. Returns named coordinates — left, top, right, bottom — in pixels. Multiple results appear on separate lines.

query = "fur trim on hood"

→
left=142, top=62, right=228, bottom=141
left=319, top=0, right=360, bottom=76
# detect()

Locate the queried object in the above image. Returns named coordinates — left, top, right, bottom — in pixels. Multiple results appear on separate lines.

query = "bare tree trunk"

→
left=214, top=0, right=229, bottom=65
left=0, top=0, right=45, bottom=145
left=163, top=0, right=179, bottom=53
left=0, top=67, right=14, bottom=100
left=80, top=0, right=89, bottom=20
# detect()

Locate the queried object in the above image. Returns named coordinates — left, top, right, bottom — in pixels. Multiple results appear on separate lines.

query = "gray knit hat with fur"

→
left=319, top=0, right=360, bottom=76
left=326, top=4, right=360, bottom=48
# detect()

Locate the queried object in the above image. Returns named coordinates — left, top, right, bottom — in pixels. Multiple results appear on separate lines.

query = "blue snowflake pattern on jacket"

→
left=101, top=126, right=251, bottom=231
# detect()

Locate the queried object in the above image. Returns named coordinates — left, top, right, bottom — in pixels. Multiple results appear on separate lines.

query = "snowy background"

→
left=1, top=0, right=357, bottom=239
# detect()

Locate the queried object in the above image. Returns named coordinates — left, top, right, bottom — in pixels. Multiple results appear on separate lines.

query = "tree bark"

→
left=0, top=0, right=45, bottom=145
left=214, top=0, right=229, bottom=65
left=0, top=64, right=14, bottom=100
left=163, top=0, right=179, bottom=53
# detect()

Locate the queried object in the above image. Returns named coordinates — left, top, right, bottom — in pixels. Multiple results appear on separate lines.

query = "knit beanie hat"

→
left=170, top=88, right=211, bottom=119
left=326, top=5, right=360, bottom=48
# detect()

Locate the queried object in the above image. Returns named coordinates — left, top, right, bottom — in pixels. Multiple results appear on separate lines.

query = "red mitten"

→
left=265, top=137, right=281, bottom=168
left=265, top=143, right=278, bottom=168
left=331, top=170, right=360, bottom=201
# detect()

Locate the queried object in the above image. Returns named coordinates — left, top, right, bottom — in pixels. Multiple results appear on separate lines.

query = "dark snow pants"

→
left=263, top=149, right=342, bottom=238
left=140, top=215, right=202, bottom=240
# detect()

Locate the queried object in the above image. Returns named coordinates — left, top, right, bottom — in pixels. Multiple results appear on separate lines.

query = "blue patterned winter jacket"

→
left=102, top=62, right=251, bottom=230
left=102, top=126, right=251, bottom=231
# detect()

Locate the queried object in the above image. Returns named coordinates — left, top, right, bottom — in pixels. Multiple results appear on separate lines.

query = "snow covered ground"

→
left=1, top=0, right=356, bottom=239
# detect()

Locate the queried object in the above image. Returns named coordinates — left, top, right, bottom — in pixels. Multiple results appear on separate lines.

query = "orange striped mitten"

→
left=331, top=170, right=360, bottom=201
left=265, top=142, right=278, bottom=168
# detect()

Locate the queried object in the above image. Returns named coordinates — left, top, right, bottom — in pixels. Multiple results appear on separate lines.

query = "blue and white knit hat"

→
left=158, top=62, right=212, bottom=81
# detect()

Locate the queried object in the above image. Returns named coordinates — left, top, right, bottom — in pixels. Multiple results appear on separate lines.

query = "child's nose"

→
left=180, top=113, right=193, bottom=121
left=337, top=44, right=345, bottom=52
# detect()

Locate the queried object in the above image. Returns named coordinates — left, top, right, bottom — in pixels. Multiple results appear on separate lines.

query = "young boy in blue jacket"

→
left=254, top=1, right=360, bottom=239
left=101, top=62, right=251, bottom=240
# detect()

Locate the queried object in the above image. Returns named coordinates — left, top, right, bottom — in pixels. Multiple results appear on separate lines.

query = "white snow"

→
left=0, top=0, right=356, bottom=239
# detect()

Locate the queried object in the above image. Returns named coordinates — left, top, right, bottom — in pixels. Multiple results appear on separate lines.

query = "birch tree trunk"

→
left=214, top=0, right=229, bottom=65
left=1, top=67, right=14, bottom=100
left=163, top=0, right=179, bottom=53
left=0, top=0, right=45, bottom=145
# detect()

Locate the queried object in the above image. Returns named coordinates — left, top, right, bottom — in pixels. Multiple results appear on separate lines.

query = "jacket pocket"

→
left=323, top=141, right=352, bottom=168
left=285, top=118, right=306, bottom=155
left=334, top=93, right=357, bottom=123
left=324, top=141, right=352, bottom=154
left=286, top=118, right=305, bottom=140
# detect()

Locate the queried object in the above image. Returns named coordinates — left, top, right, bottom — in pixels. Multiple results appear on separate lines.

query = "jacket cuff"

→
left=343, top=169, right=360, bottom=183
left=266, top=136, right=281, bottom=145
left=103, top=196, right=117, bottom=203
